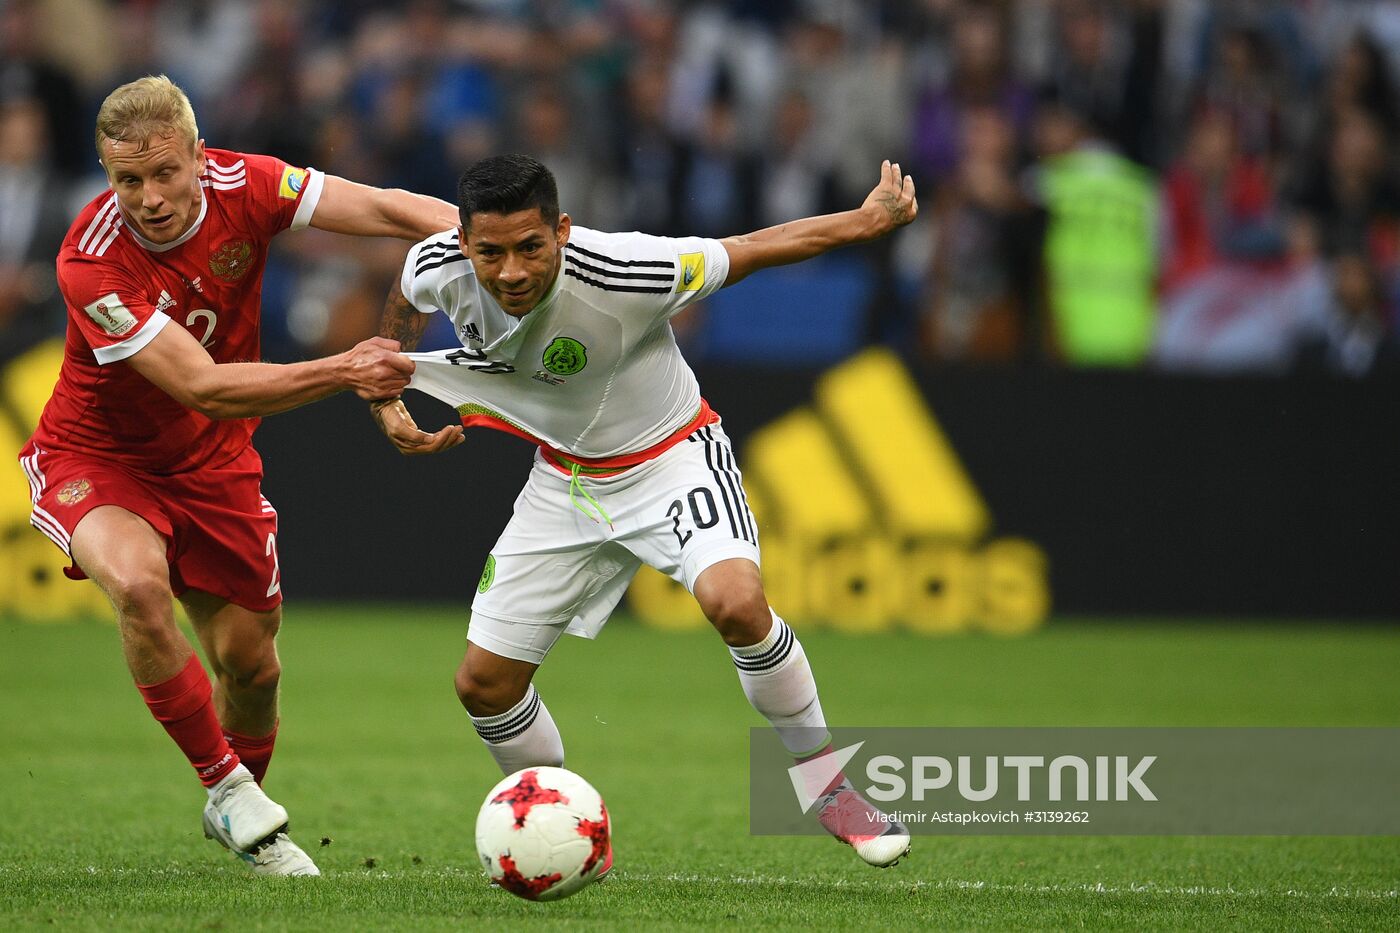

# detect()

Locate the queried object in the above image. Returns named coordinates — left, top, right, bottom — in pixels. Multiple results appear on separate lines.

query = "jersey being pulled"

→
left=402, top=225, right=729, bottom=461
left=31, top=148, right=324, bottom=474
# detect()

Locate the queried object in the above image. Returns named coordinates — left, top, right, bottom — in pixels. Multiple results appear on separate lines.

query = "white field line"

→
left=2, top=866, right=1395, bottom=901
left=634, top=874, right=1399, bottom=902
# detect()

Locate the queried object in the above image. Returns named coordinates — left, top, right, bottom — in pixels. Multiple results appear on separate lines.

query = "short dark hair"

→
left=456, top=154, right=560, bottom=231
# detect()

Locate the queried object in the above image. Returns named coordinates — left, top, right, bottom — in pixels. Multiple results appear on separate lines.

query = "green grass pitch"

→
left=2, top=609, right=1397, bottom=930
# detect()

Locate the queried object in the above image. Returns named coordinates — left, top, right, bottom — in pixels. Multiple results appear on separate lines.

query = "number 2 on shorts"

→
left=265, top=532, right=281, bottom=598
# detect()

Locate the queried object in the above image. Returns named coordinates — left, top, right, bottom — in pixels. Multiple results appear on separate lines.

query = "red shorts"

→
left=17, top=442, right=283, bottom=613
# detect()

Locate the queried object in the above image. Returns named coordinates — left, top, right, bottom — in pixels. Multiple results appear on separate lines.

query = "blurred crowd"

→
left=4, top=0, right=1400, bottom=376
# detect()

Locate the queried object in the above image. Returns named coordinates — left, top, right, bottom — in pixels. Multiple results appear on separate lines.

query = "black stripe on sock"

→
left=735, top=643, right=793, bottom=674
left=473, top=690, right=540, bottom=743
left=564, top=267, right=671, bottom=294
left=569, top=243, right=674, bottom=270
left=565, top=254, right=673, bottom=282
left=733, top=623, right=794, bottom=672
left=475, top=708, right=539, bottom=743
left=735, top=620, right=791, bottom=666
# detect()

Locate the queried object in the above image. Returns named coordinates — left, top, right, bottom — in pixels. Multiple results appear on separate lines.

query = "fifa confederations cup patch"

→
left=679, top=252, right=704, bottom=291
left=478, top=554, right=496, bottom=594
left=542, top=337, right=588, bottom=376
left=278, top=165, right=308, bottom=199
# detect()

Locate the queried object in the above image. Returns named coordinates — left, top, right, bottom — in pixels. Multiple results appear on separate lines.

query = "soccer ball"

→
left=475, top=766, right=611, bottom=901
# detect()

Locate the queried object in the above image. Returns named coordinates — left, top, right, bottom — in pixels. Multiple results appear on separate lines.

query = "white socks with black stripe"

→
left=729, top=611, right=830, bottom=756
left=469, top=684, right=565, bottom=775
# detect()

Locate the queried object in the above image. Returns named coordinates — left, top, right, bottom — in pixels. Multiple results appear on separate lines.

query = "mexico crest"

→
left=56, top=479, right=93, bottom=506
left=210, top=240, right=253, bottom=282
left=478, top=554, right=496, bottom=594
left=542, top=337, right=587, bottom=376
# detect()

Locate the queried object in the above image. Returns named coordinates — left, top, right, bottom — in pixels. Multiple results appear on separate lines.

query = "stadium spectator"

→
left=666, top=0, right=784, bottom=151
left=1026, top=94, right=1158, bottom=366
left=669, top=74, right=760, bottom=240
left=919, top=104, right=1035, bottom=361
left=17, top=75, right=456, bottom=876
left=1159, top=106, right=1284, bottom=295
left=199, top=1, right=320, bottom=170
left=0, top=95, right=71, bottom=362
left=754, top=88, right=840, bottom=229
left=145, top=0, right=256, bottom=111
left=1317, top=29, right=1400, bottom=140
left=1030, top=0, right=1166, bottom=167
left=0, top=0, right=87, bottom=176
left=610, top=53, right=686, bottom=235
left=910, top=3, right=1034, bottom=190
left=1294, top=252, right=1400, bottom=377
left=781, top=3, right=907, bottom=208
left=1286, top=106, right=1400, bottom=263
left=1187, top=23, right=1294, bottom=168
left=781, top=6, right=911, bottom=342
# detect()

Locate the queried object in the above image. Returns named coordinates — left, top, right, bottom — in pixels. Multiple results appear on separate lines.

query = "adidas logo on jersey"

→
left=460, top=322, right=483, bottom=344
left=155, top=290, right=177, bottom=315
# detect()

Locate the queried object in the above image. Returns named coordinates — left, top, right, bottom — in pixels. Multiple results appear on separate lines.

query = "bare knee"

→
left=105, top=570, right=175, bottom=635
left=215, top=642, right=281, bottom=696
left=702, top=585, right=772, bottom=647
left=184, top=600, right=282, bottom=699
left=455, top=660, right=530, bottom=717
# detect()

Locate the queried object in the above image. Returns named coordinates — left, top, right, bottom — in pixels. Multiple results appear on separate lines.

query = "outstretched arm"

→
left=369, top=277, right=466, bottom=455
left=310, top=175, right=459, bottom=241
left=721, top=160, right=917, bottom=287
left=128, top=320, right=412, bottom=420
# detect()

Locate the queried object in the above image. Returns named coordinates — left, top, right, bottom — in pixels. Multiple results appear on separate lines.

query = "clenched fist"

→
left=341, top=336, right=415, bottom=401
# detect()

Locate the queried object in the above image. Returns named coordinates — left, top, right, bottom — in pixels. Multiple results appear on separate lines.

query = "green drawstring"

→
left=568, top=462, right=614, bottom=528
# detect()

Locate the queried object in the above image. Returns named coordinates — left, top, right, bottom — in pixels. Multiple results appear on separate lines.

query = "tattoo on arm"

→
left=379, top=284, right=428, bottom=352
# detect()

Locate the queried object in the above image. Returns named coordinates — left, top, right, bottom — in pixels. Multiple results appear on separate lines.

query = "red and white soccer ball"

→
left=475, top=766, right=611, bottom=901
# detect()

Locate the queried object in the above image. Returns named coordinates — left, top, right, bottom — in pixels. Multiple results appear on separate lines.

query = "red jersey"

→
left=30, top=148, right=324, bottom=474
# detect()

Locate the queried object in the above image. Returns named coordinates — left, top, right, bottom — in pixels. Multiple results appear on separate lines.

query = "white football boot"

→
left=816, top=781, right=912, bottom=868
left=243, top=832, right=321, bottom=877
left=202, top=770, right=320, bottom=876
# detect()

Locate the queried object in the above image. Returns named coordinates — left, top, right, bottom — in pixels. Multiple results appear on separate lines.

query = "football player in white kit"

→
left=372, top=154, right=917, bottom=870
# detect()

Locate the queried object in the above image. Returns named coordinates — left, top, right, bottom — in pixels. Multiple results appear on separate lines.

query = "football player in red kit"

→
left=17, top=75, right=459, bottom=875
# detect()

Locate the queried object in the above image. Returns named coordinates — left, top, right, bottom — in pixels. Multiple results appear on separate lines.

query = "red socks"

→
left=136, top=653, right=240, bottom=787
left=225, top=724, right=278, bottom=785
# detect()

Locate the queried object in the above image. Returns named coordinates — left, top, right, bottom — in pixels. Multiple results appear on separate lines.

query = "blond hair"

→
left=94, top=75, right=199, bottom=161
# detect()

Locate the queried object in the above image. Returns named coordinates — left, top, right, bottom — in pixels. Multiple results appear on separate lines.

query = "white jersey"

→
left=401, top=225, right=729, bottom=459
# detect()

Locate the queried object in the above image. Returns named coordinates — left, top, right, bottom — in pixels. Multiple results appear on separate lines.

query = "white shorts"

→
left=468, top=422, right=759, bottom=664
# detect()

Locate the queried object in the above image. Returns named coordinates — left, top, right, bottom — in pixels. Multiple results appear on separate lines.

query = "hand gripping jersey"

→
left=402, top=226, right=729, bottom=469
left=30, top=149, right=325, bottom=474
